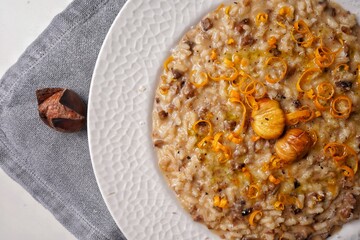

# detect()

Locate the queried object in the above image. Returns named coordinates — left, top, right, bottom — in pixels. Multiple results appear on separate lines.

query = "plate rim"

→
left=87, top=0, right=134, bottom=237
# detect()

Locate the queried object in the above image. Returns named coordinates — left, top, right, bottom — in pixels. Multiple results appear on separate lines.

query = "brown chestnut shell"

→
left=274, top=128, right=313, bottom=162
left=36, top=88, right=86, bottom=132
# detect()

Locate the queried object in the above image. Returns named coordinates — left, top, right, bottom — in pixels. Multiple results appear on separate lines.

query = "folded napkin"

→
left=0, top=0, right=126, bottom=239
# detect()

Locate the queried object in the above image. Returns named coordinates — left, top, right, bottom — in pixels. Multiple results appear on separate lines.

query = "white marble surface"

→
left=0, top=0, right=75, bottom=239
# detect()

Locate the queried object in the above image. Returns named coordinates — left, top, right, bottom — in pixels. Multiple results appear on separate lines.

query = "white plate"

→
left=88, top=0, right=360, bottom=239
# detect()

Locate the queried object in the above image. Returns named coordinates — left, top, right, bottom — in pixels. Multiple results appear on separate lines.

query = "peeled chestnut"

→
left=251, top=98, right=285, bottom=139
left=274, top=128, right=313, bottom=162
left=36, top=88, right=86, bottom=132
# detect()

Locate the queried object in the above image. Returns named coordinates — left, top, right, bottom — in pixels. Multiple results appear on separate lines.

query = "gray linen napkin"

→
left=0, top=0, right=126, bottom=239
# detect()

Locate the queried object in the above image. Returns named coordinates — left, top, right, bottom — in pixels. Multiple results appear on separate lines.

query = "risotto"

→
left=152, top=0, right=360, bottom=239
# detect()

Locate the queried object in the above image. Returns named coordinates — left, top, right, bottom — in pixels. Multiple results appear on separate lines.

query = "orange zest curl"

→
left=228, top=96, right=247, bottom=143
left=278, top=6, right=293, bottom=18
left=278, top=194, right=303, bottom=209
left=306, top=89, right=316, bottom=100
left=218, top=146, right=232, bottom=163
left=330, top=95, right=352, bottom=119
left=192, top=120, right=213, bottom=136
left=299, top=105, right=317, bottom=122
left=229, top=90, right=241, bottom=102
left=212, top=132, right=231, bottom=163
left=312, top=81, right=334, bottom=111
left=163, top=56, right=174, bottom=71
left=247, top=184, right=260, bottom=199
left=213, top=195, right=228, bottom=208
left=159, top=85, right=170, bottom=95
left=274, top=201, right=285, bottom=211
left=288, top=196, right=303, bottom=209
left=212, top=132, right=224, bottom=152
left=324, top=143, right=348, bottom=162
left=197, top=135, right=213, bottom=149
left=286, top=109, right=311, bottom=125
left=239, top=79, right=267, bottom=110
left=249, top=210, right=263, bottom=226
left=250, top=81, right=267, bottom=100
left=242, top=167, right=253, bottom=181
left=340, top=165, right=355, bottom=178
left=324, top=143, right=358, bottom=177
left=269, top=155, right=284, bottom=169
left=291, top=31, right=314, bottom=48
left=224, top=58, right=234, bottom=67
left=285, top=106, right=316, bottom=125
left=243, top=80, right=257, bottom=95
left=314, top=96, right=330, bottom=111
left=316, top=82, right=334, bottom=100
left=210, top=49, right=217, bottom=60
left=265, top=57, right=288, bottom=83
left=293, top=32, right=315, bottom=48
left=293, top=20, right=310, bottom=33
left=189, top=70, right=209, bottom=88
left=335, top=63, right=349, bottom=72
left=227, top=38, right=235, bottom=45
left=245, top=94, right=259, bottom=110
left=276, top=6, right=293, bottom=28
left=314, top=46, right=335, bottom=68
left=296, top=68, right=321, bottom=93
left=291, top=20, right=315, bottom=47
left=269, top=174, right=281, bottom=184
left=238, top=73, right=256, bottom=94
left=268, top=36, right=277, bottom=47
left=256, top=13, right=268, bottom=26
left=236, top=98, right=246, bottom=134
left=228, top=132, right=243, bottom=144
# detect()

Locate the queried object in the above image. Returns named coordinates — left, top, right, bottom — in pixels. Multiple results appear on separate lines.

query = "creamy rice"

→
left=152, top=0, right=360, bottom=239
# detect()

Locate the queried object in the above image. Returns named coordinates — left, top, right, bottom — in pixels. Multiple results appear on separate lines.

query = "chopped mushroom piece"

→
left=201, top=18, right=213, bottom=31
left=335, top=81, right=353, bottom=91
left=158, top=110, right=168, bottom=120
left=171, top=69, right=183, bottom=79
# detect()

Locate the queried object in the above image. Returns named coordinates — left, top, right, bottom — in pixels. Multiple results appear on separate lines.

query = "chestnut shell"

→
left=36, top=88, right=86, bottom=132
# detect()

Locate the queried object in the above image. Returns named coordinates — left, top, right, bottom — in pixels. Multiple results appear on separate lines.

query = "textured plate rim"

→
left=87, top=0, right=133, bottom=237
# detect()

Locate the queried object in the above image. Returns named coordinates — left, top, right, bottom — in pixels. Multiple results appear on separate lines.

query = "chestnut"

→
left=274, top=128, right=313, bottom=162
left=251, top=98, right=285, bottom=140
left=36, top=88, right=86, bottom=132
